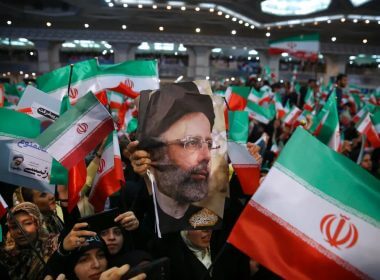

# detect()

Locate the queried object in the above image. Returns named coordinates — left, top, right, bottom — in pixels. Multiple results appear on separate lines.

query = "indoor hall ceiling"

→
left=0, top=0, right=379, bottom=45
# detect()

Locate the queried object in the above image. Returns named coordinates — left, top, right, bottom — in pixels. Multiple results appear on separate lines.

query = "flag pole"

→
left=6, top=208, right=47, bottom=266
left=67, top=64, right=74, bottom=98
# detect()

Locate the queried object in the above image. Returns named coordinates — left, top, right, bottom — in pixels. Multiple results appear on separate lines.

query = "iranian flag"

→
left=225, top=86, right=250, bottom=111
left=248, top=88, right=262, bottom=104
left=224, top=86, right=250, bottom=128
left=37, top=59, right=100, bottom=104
left=246, top=101, right=275, bottom=124
left=353, top=106, right=368, bottom=123
left=283, top=105, right=302, bottom=126
left=228, top=128, right=380, bottom=280
left=35, top=92, right=114, bottom=170
left=96, top=60, right=159, bottom=93
left=313, top=91, right=340, bottom=151
left=227, top=111, right=260, bottom=195
left=37, top=59, right=159, bottom=104
left=89, top=131, right=125, bottom=212
left=303, top=88, right=315, bottom=111
left=356, top=112, right=380, bottom=148
left=258, top=85, right=272, bottom=105
left=269, top=34, right=320, bottom=61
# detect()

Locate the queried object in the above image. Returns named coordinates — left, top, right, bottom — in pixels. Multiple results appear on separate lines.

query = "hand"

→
left=115, top=211, right=139, bottom=231
left=128, top=141, right=151, bottom=176
left=247, top=142, right=263, bottom=165
left=99, top=264, right=146, bottom=280
left=63, top=223, right=96, bottom=251
left=44, top=274, right=67, bottom=280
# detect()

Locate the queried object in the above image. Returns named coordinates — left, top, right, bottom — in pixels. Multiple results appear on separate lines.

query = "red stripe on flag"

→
left=95, top=90, right=108, bottom=106
left=17, top=107, right=33, bottom=114
left=68, top=160, right=87, bottom=212
left=114, top=156, right=125, bottom=183
left=89, top=168, right=121, bottom=212
left=60, top=118, right=114, bottom=169
left=232, top=164, right=260, bottom=195
left=109, top=101, right=122, bottom=110
left=228, top=200, right=367, bottom=280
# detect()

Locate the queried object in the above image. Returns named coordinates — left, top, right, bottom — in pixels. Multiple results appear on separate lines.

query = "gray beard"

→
left=154, top=153, right=209, bottom=204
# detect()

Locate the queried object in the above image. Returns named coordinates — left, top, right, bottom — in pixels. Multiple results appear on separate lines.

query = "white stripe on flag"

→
left=254, top=165, right=380, bottom=279
left=92, top=143, right=114, bottom=188
left=46, top=103, right=111, bottom=161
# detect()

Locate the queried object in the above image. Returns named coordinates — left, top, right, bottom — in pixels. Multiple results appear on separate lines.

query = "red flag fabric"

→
left=68, top=160, right=87, bottom=212
left=109, top=83, right=139, bottom=99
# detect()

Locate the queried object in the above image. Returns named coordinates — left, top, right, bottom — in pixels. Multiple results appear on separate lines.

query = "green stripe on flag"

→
left=269, top=33, right=319, bottom=44
left=0, top=108, right=41, bottom=138
left=276, top=128, right=380, bottom=223
left=98, top=60, right=158, bottom=77
left=230, top=86, right=250, bottom=99
left=228, top=111, right=248, bottom=143
left=35, top=92, right=98, bottom=147
left=317, top=91, right=338, bottom=145
left=36, top=59, right=98, bottom=93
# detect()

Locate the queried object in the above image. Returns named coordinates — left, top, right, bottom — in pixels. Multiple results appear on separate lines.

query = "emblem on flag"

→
left=97, top=158, right=105, bottom=173
left=69, top=88, right=79, bottom=99
left=320, top=214, right=359, bottom=249
left=124, top=78, right=134, bottom=88
left=76, top=123, right=88, bottom=134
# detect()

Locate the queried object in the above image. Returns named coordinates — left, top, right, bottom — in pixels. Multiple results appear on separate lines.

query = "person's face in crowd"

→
left=155, top=112, right=212, bottom=203
left=341, top=140, right=352, bottom=154
left=361, top=154, right=372, bottom=171
left=100, top=227, right=124, bottom=255
left=8, top=212, right=38, bottom=247
left=31, top=190, right=56, bottom=213
left=338, top=77, right=348, bottom=88
left=187, top=230, right=212, bottom=249
left=74, top=248, right=108, bottom=280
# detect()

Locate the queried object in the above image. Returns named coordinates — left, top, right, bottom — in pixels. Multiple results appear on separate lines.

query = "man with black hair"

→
left=335, top=73, right=348, bottom=112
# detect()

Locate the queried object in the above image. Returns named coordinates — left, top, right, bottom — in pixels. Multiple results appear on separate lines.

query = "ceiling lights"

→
left=261, top=0, right=331, bottom=16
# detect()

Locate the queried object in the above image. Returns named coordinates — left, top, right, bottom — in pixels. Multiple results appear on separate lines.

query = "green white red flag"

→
left=246, top=101, right=275, bottom=124
left=283, top=105, right=302, bottom=126
left=269, top=34, right=320, bottom=61
left=312, top=91, right=340, bottom=151
left=35, top=92, right=114, bottom=170
left=89, top=131, right=125, bottom=212
left=228, top=127, right=380, bottom=279
left=224, top=86, right=250, bottom=128
left=303, top=88, right=315, bottom=111
left=356, top=112, right=380, bottom=148
left=37, top=59, right=159, bottom=104
left=227, top=111, right=260, bottom=195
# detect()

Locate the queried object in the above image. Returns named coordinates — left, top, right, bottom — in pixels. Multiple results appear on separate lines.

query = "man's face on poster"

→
left=11, top=155, right=24, bottom=170
left=154, top=112, right=212, bottom=204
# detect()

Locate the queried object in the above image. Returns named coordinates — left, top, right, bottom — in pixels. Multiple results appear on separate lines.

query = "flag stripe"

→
left=0, top=109, right=41, bottom=139
left=276, top=129, right=380, bottom=223
left=228, top=201, right=366, bottom=280
left=253, top=165, right=379, bottom=278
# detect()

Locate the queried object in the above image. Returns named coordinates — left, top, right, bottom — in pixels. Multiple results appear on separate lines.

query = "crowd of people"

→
left=0, top=70, right=379, bottom=280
